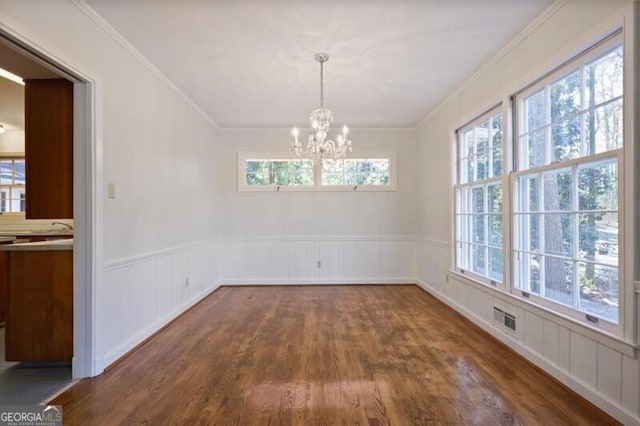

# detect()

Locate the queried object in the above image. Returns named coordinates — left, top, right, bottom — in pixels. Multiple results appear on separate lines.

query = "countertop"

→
left=0, top=230, right=73, bottom=237
left=0, top=238, right=73, bottom=251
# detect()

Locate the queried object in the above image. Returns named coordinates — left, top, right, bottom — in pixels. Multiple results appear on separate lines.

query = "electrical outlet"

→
left=316, top=260, right=322, bottom=268
left=185, top=277, right=189, bottom=287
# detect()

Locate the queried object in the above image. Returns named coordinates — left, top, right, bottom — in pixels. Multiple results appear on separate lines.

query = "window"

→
left=0, top=158, right=26, bottom=213
left=453, top=32, right=625, bottom=332
left=321, top=158, right=390, bottom=187
left=513, top=35, right=622, bottom=326
left=454, top=110, right=504, bottom=284
left=238, top=152, right=396, bottom=191
left=245, top=158, right=314, bottom=187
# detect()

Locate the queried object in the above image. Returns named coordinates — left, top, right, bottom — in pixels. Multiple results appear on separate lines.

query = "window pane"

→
left=578, top=160, right=617, bottom=211
left=488, top=247, right=503, bottom=282
left=491, top=114, right=503, bottom=176
left=523, top=89, right=546, bottom=133
left=322, top=172, right=344, bottom=185
left=523, top=129, right=546, bottom=169
left=514, top=214, right=539, bottom=252
left=462, top=131, right=474, bottom=182
left=472, top=214, right=485, bottom=244
left=289, top=160, right=313, bottom=185
left=344, top=159, right=358, bottom=173
left=458, top=242, right=472, bottom=270
left=487, top=184, right=502, bottom=213
left=0, top=188, right=8, bottom=212
left=369, top=159, right=389, bottom=172
left=543, top=168, right=572, bottom=211
left=517, top=174, right=539, bottom=212
left=516, top=252, right=541, bottom=294
left=472, top=186, right=484, bottom=213
left=322, top=159, right=343, bottom=173
left=271, top=161, right=290, bottom=185
left=578, top=262, right=618, bottom=323
left=544, top=213, right=572, bottom=257
left=476, top=122, right=489, bottom=180
left=14, top=160, right=25, bottom=185
left=544, top=256, right=573, bottom=307
left=489, top=214, right=502, bottom=247
left=551, top=70, right=581, bottom=121
left=459, top=156, right=470, bottom=184
left=0, top=161, right=12, bottom=184
left=585, top=99, right=623, bottom=154
left=584, top=45, right=623, bottom=107
left=10, top=187, right=25, bottom=213
left=472, top=244, right=486, bottom=275
left=552, top=117, right=581, bottom=162
left=246, top=160, right=270, bottom=185
left=579, top=212, right=618, bottom=266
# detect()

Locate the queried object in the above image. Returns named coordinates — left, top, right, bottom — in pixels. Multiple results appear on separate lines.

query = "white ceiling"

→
left=85, top=0, right=554, bottom=128
left=0, top=78, right=24, bottom=132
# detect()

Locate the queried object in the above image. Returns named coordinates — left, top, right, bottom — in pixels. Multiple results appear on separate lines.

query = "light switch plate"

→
left=107, top=182, right=116, bottom=199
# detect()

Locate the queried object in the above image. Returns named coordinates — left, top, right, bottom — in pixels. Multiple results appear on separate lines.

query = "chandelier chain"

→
left=320, top=60, right=324, bottom=110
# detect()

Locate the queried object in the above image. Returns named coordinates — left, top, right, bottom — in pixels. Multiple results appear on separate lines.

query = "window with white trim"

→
left=453, top=32, right=625, bottom=332
left=238, top=152, right=396, bottom=191
left=0, top=158, right=26, bottom=213
left=454, top=110, right=504, bottom=284
left=513, top=35, right=623, bottom=326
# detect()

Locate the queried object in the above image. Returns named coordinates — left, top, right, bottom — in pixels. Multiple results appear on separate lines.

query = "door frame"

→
left=0, top=24, right=102, bottom=378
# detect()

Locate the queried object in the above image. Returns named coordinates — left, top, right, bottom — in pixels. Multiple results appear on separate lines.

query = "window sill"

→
left=447, top=269, right=638, bottom=358
left=237, top=184, right=397, bottom=192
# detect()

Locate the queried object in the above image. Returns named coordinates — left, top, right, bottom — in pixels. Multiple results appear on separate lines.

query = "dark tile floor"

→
left=0, top=326, right=74, bottom=404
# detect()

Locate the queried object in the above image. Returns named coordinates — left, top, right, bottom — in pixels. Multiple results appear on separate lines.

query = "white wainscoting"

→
left=219, top=236, right=417, bottom=285
left=416, top=237, right=640, bottom=425
left=96, top=239, right=221, bottom=372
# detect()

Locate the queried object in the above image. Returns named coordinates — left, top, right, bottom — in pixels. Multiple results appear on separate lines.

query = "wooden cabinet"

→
left=4, top=248, right=73, bottom=362
left=24, top=78, right=73, bottom=219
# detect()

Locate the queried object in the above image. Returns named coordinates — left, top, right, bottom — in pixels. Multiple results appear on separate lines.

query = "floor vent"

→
left=504, top=312, right=517, bottom=332
left=494, top=306, right=517, bottom=335
left=493, top=307, right=504, bottom=324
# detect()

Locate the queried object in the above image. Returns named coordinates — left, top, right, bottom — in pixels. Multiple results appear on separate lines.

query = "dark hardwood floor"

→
left=50, top=285, right=618, bottom=425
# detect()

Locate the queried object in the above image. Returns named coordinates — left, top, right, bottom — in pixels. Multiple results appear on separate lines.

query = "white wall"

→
left=0, top=129, right=23, bottom=153
left=0, top=0, right=224, bottom=373
left=416, top=0, right=639, bottom=424
left=216, top=128, right=418, bottom=283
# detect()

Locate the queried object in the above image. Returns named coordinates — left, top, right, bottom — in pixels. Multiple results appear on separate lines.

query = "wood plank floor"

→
left=50, top=285, right=618, bottom=425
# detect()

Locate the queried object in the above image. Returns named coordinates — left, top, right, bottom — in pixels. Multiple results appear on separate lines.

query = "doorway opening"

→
left=0, top=28, right=97, bottom=403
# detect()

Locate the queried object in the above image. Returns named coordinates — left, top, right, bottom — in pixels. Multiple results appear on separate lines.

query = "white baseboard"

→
left=96, top=282, right=220, bottom=372
left=415, top=280, right=640, bottom=426
left=220, top=278, right=416, bottom=286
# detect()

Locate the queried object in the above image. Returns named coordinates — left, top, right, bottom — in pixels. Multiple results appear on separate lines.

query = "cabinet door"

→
left=24, top=79, right=73, bottom=219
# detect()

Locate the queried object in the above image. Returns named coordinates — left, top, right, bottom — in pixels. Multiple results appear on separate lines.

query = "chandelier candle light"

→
left=290, top=53, right=352, bottom=161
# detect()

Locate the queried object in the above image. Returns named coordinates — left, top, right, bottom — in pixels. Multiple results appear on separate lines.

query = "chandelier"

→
left=290, top=53, right=352, bottom=161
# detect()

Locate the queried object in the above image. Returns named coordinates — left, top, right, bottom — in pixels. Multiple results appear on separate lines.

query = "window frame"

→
left=453, top=107, right=506, bottom=288
left=450, top=30, right=630, bottom=338
left=237, top=151, right=397, bottom=192
left=510, top=33, right=624, bottom=334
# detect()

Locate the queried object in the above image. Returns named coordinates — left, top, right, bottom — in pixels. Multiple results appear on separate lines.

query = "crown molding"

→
left=71, top=0, right=219, bottom=128
left=417, top=0, right=569, bottom=128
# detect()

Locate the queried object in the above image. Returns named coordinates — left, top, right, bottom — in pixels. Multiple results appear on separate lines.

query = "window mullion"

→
left=572, top=147, right=581, bottom=310
left=538, top=170, right=546, bottom=298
